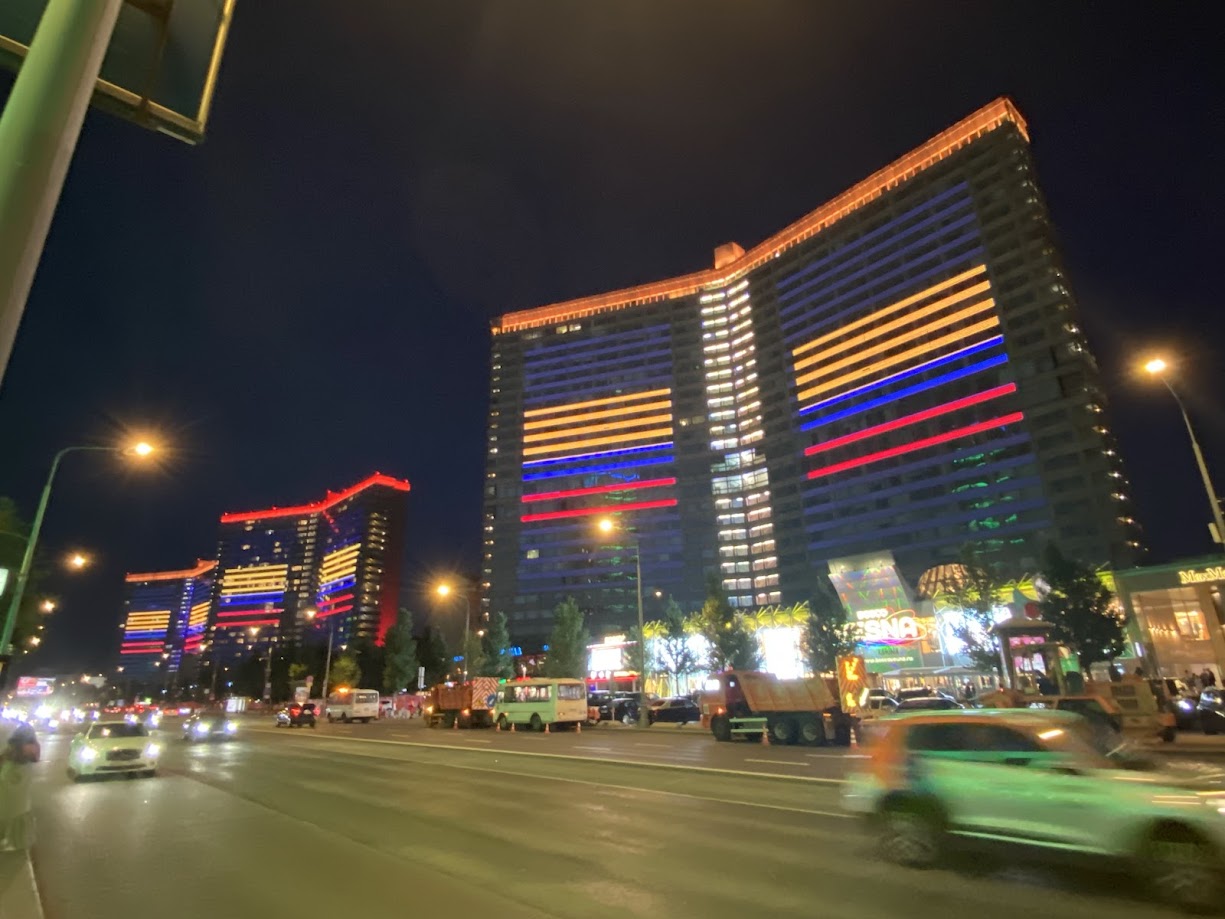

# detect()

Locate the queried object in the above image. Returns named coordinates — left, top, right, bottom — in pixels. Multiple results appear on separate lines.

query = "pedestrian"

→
left=0, top=719, right=39, bottom=851
left=1036, top=672, right=1057, bottom=696
left=1203, top=668, right=1217, bottom=688
left=1133, top=666, right=1145, bottom=679
left=1186, top=671, right=1200, bottom=692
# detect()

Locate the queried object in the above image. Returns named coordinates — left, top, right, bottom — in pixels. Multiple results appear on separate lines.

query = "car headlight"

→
left=1179, top=700, right=1195, bottom=712
left=145, top=744, right=161, bottom=758
left=78, top=747, right=98, bottom=762
left=224, top=722, right=237, bottom=733
left=194, top=722, right=210, bottom=734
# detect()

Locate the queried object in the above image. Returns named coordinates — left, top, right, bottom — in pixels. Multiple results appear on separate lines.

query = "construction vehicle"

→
left=425, top=677, right=500, bottom=729
left=700, top=670, right=853, bottom=746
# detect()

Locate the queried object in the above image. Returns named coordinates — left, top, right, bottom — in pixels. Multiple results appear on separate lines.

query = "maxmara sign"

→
left=1179, top=566, right=1225, bottom=585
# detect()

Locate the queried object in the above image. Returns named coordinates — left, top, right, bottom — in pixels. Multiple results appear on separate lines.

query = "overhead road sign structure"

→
left=0, top=0, right=237, bottom=145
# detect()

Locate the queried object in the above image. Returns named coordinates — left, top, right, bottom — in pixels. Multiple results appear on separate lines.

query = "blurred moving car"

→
left=182, top=711, right=238, bottom=742
left=1149, top=678, right=1199, bottom=730
left=124, top=706, right=161, bottom=730
left=647, top=697, right=701, bottom=725
left=276, top=703, right=317, bottom=728
left=843, top=709, right=1225, bottom=913
left=1199, top=688, right=1225, bottom=735
left=67, top=721, right=160, bottom=781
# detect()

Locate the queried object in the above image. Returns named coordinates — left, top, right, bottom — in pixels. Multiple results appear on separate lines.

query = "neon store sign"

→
left=855, top=608, right=930, bottom=646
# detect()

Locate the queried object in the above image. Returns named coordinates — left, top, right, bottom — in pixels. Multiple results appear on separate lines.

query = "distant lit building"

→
left=119, top=560, right=217, bottom=682
left=1116, top=559, right=1225, bottom=679
left=209, top=473, right=409, bottom=668
left=483, top=98, right=1141, bottom=646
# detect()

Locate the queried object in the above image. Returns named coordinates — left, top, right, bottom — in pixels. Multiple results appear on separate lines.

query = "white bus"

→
left=494, top=678, right=586, bottom=732
left=326, top=688, right=379, bottom=723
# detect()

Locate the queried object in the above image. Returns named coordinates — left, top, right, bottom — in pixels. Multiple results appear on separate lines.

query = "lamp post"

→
left=1144, top=358, right=1225, bottom=556
left=304, top=607, right=334, bottom=704
left=1, top=440, right=155, bottom=671
left=248, top=626, right=274, bottom=705
left=435, top=582, right=471, bottom=680
left=596, top=517, right=649, bottom=729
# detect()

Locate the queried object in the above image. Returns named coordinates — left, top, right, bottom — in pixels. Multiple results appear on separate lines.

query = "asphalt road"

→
left=24, top=718, right=1198, bottom=919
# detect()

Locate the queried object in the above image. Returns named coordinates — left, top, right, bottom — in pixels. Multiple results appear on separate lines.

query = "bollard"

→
left=544, top=722, right=550, bottom=734
left=576, top=721, right=581, bottom=734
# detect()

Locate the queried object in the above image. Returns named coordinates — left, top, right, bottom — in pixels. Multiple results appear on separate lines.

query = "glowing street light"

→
left=434, top=580, right=471, bottom=680
left=40, top=599, right=55, bottom=613
left=68, top=552, right=88, bottom=570
left=303, top=606, right=337, bottom=703
left=1, top=438, right=161, bottom=667
left=1144, top=357, right=1225, bottom=555
left=595, top=516, right=648, bottom=729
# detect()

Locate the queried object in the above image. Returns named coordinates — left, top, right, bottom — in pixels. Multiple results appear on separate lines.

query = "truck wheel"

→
left=768, top=716, right=798, bottom=746
left=530, top=714, right=544, bottom=733
left=326, top=713, right=334, bottom=723
left=799, top=716, right=825, bottom=746
left=497, top=714, right=509, bottom=731
left=711, top=715, right=731, bottom=742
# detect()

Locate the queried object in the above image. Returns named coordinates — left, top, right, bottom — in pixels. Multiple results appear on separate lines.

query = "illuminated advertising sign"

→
left=15, top=676, right=53, bottom=697
left=855, top=608, right=931, bottom=645
left=1179, top=566, right=1225, bottom=585
left=836, top=654, right=867, bottom=713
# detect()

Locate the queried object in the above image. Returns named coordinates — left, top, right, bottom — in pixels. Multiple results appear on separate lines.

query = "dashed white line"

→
left=745, top=758, right=810, bottom=768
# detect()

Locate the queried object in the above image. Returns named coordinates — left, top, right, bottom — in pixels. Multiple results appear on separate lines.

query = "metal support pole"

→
left=320, top=621, right=334, bottom=704
left=635, top=538, right=648, bottom=730
left=461, top=595, right=471, bottom=681
left=0, top=0, right=124, bottom=386
left=1163, top=379, right=1225, bottom=558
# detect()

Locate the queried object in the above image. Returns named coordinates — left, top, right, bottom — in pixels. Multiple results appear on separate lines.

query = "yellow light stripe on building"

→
left=222, top=565, right=288, bottom=577
left=523, top=399, right=673, bottom=431
left=794, top=298, right=996, bottom=388
left=523, top=427, right=674, bottom=458
left=126, top=613, right=171, bottom=623
left=792, top=279, right=992, bottom=373
left=189, top=601, right=210, bottom=625
left=792, top=265, right=986, bottom=361
left=524, top=413, right=674, bottom=445
left=796, top=319, right=1001, bottom=403
left=523, top=388, right=671, bottom=419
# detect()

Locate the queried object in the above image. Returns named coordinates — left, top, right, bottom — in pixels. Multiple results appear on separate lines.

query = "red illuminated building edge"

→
left=492, top=98, right=1027, bottom=334
left=218, top=473, right=411, bottom=524
left=124, top=559, right=217, bottom=583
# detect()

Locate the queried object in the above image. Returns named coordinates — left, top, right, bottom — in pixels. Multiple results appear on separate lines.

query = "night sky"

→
left=1, top=3, right=1222, bottom=671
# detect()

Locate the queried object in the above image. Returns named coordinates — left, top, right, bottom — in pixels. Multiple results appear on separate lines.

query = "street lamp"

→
left=1144, top=358, right=1225, bottom=555
left=0, top=439, right=157, bottom=668
left=67, top=552, right=88, bottom=570
left=303, top=607, right=335, bottom=703
left=435, top=581, right=471, bottom=680
left=39, top=599, right=55, bottom=614
left=248, top=626, right=273, bottom=705
left=596, top=517, right=649, bottom=729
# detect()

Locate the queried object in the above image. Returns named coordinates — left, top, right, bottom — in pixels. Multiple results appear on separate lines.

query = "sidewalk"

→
left=1159, top=732, right=1225, bottom=757
left=0, top=852, right=42, bottom=919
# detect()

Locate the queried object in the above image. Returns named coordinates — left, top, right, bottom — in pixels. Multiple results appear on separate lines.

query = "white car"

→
left=67, top=721, right=160, bottom=782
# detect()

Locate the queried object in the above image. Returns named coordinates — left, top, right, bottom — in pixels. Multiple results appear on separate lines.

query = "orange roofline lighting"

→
left=219, top=473, right=410, bottom=524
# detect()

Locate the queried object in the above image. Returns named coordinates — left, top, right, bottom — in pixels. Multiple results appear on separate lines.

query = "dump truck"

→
left=425, top=677, right=500, bottom=729
left=700, top=670, right=853, bottom=746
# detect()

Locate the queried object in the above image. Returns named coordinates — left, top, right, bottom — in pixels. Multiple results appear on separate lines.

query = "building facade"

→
left=1116, top=559, right=1225, bottom=680
left=209, top=473, right=409, bottom=668
left=483, top=98, right=1141, bottom=646
left=119, top=560, right=217, bottom=682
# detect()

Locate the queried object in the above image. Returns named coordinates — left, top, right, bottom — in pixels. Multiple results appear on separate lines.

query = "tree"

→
left=382, top=608, right=419, bottom=693
left=694, top=577, right=761, bottom=672
left=0, top=497, right=47, bottom=658
left=481, top=612, right=515, bottom=679
left=946, top=544, right=1009, bottom=677
left=328, top=651, right=361, bottom=690
left=352, top=638, right=384, bottom=692
left=802, top=578, right=860, bottom=675
left=655, top=600, right=699, bottom=694
left=542, top=597, right=589, bottom=679
left=418, top=626, right=450, bottom=686
left=288, top=662, right=309, bottom=682
left=1039, top=544, right=1126, bottom=674
left=461, top=631, right=486, bottom=680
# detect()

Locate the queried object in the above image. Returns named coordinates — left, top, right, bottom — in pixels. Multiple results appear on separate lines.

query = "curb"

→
left=0, top=852, right=44, bottom=919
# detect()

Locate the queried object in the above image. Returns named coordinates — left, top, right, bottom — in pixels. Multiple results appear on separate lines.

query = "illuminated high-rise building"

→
left=209, top=473, right=409, bottom=668
left=483, top=98, right=1141, bottom=644
left=119, top=560, right=217, bottom=681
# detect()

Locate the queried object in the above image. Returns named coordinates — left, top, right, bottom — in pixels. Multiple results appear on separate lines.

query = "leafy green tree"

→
left=288, top=662, right=310, bottom=682
left=481, top=611, right=516, bottom=679
left=802, top=578, right=860, bottom=675
left=1039, top=544, right=1126, bottom=674
left=0, top=497, right=48, bottom=659
left=656, top=600, right=699, bottom=694
left=418, top=626, right=450, bottom=686
left=695, top=577, right=761, bottom=671
left=382, top=608, right=419, bottom=693
left=542, top=597, right=589, bottom=679
left=460, top=631, right=486, bottom=680
left=352, top=638, right=384, bottom=691
left=328, top=651, right=361, bottom=690
left=947, top=544, right=1009, bottom=677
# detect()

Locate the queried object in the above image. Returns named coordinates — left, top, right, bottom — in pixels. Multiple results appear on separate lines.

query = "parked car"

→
left=893, top=697, right=964, bottom=713
left=646, top=697, right=701, bottom=725
left=182, top=711, right=238, bottom=742
left=843, top=708, right=1225, bottom=913
left=1149, top=678, right=1199, bottom=730
left=276, top=702, right=317, bottom=728
left=1199, top=688, right=1225, bottom=734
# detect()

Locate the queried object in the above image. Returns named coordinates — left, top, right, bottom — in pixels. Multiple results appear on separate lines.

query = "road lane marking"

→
left=745, top=758, right=810, bottom=768
left=805, top=752, right=867, bottom=759
left=633, top=742, right=669, bottom=748
left=574, top=745, right=614, bottom=752
left=249, top=730, right=845, bottom=784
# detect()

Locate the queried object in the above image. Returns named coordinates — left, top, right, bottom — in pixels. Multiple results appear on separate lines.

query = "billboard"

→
left=15, top=675, right=53, bottom=696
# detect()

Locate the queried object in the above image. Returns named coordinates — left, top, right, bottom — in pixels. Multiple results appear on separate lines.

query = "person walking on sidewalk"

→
left=0, top=719, right=39, bottom=851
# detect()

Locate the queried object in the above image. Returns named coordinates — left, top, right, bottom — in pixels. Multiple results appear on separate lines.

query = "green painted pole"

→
left=0, top=0, right=122, bottom=387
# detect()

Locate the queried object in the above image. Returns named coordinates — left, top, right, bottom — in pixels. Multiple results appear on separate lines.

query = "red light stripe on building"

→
left=520, top=498, right=679, bottom=523
left=219, top=473, right=410, bottom=523
left=807, top=412, right=1025, bottom=480
left=805, top=383, right=1017, bottom=457
left=212, top=618, right=280, bottom=629
left=216, top=608, right=282, bottom=618
left=521, top=477, right=677, bottom=504
left=317, top=592, right=354, bottom=609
